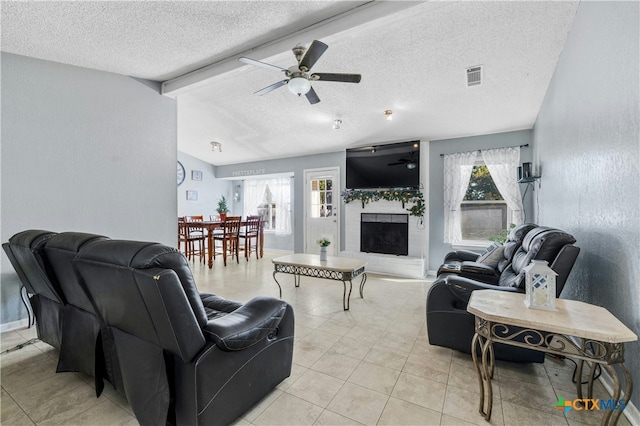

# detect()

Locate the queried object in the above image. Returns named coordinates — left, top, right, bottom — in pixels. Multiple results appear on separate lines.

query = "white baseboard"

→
left=598, top=365, right=639, bottom=426
left=0, top=318, right=30, bottom=333
left=340, top=251, right=426, bottom=278
left=563, top=335, right=638, bottom=425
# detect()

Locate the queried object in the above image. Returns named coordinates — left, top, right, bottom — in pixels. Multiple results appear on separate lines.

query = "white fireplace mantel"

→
left=341, top=200, right=427, bottom=278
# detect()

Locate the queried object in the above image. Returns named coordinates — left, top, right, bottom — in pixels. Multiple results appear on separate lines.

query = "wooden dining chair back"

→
left=213, top=216, right=241, bottom=266
left=239, top=215, right=262, bottom=260
left=178, top=217, right=206, bottom=262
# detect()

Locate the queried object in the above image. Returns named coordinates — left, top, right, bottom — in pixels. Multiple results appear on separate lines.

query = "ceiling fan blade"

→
left=387, top=162, right=404, bottom=166
left=254, top=80, right=288, bottom=96
left=299, top=40, right=328, bottom=71
left=305, top=86, right=320, bottom=105
left=311, top=73, right=362, bottom=83
left=239, top=57, right=287, bottom=73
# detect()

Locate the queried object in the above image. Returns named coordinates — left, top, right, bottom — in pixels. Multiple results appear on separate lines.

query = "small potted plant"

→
left=317, top=238, right=331, bottom=261
left=216, top=195, right=229, bottom=221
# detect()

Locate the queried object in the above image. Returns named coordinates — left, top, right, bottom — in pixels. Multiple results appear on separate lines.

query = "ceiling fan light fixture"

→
left=288, top=76, right=311, bottom=96
left=210, top=141, right=222, bottom=152
left=406, top=162, right=417, bottom=170
left=385, top=110, right=393, bottom=121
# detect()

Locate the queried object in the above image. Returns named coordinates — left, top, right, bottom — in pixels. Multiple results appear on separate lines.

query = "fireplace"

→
left=360, top=213, right=409, bottom=256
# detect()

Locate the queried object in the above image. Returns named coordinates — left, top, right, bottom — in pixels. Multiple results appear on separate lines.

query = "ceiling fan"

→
left=388, top=152, right=418, bottom=169
left=238, top=40, right=361, bottom=105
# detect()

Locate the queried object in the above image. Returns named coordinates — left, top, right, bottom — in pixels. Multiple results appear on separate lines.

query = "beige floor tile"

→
left=26, top=383, right=102, bottom=424
left=326, top=382, right=389, bottom=425
left=363, top=345, right=409, bottom=371
left=328, top=335, right=376, bottom=361
left=1, top=388, right=31, bottom=425
left=61, top=397, right=138, bottom=425
left=8, top=372, right=88, bottom=412
left=495, top=358, right=550, bottom=384
left=410, top=339, right=453, bottom=360
left=377, top=396, right=442, bottom=425
left=286, top=369, right=345, bottom=408
left=442, top=384, right=504, bottom=426
left=294, top=339, right=331, bottom=368
left=253, top=393, right=324, bottom=425
left=0, top=331, right=27, bottom=351
left=391, top=372, right=447, bottom=412
left=502, top=400, right=568, bottom=426
left=498, top=375, right=558, bottom=412
left=403, top=352, right=450, bottom=384
left=348, top=361, right=401, bottom=395
left=439, top=413, right=477, bottom=426
left=376, top=329, right=417, bottom=354
left=314, top=409, right=364, bottom=425
left=276, top=363, right=308, bottom=392
left=311, top=351, right=360, bottom=380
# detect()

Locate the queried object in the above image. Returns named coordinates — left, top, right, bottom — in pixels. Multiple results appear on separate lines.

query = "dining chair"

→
left=239, top=216, right=262, bottom=260
left=213, top=216, right=241, bottom=266
left=178, top=217, right=206, bottom=261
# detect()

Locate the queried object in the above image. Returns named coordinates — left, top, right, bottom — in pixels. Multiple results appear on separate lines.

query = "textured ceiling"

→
left=1, top=1, right=579, bottom=166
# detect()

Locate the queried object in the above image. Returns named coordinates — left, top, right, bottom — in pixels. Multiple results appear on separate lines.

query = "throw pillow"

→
left=476, top=243, right=505, bottom=269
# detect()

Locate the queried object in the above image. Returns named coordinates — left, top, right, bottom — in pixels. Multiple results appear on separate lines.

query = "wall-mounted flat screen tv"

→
left=346, top=141, right=420, bottom=190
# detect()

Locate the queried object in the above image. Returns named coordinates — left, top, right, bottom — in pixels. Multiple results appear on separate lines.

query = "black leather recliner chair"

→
left=427, top=226, right=580, bottom=363
left=2, top=230, right=62, bottom=350
left=3, top=230, right=113, bottom=387
left=436, top=223, right=537, bottom=283
left=41, top=232, right=111, bottom=381
left=73, top=239, right=294, bottom=426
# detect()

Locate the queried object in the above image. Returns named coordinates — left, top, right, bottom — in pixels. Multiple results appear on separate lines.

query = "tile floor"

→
left=0, top=250, right=633, bottom=425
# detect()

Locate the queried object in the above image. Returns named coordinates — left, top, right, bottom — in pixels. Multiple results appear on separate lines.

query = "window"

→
left=460, top=164, right=508, bottom=240
left=443, top=147, right=524, bottom=244
left=243, top=178, right=292, bottom=234
left=310, top=178, right=333, bottom=218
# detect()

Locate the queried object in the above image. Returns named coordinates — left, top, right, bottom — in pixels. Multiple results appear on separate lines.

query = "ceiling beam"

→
left=161, top=1, right=424, bottom=97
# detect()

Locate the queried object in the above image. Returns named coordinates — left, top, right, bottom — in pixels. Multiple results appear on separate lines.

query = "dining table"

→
left=184, top=220, right=263, bottom=268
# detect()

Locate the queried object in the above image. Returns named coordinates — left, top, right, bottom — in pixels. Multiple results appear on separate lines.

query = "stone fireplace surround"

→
left=341, top=199, right=427, bottom=278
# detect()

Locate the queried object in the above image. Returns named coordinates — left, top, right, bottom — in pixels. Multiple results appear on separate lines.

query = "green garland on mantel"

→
left=341, top=189, right=425, bottom=217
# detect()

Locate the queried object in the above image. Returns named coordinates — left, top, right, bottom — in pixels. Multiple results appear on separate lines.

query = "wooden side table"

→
left=467, top=290, right=637, bottom=425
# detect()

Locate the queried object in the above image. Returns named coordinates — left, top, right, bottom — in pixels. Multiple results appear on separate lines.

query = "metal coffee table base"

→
left=272, top=256, right=367, bottom=311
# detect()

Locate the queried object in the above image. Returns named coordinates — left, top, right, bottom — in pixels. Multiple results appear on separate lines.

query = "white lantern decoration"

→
left=523, top=260, right=558, bottom=310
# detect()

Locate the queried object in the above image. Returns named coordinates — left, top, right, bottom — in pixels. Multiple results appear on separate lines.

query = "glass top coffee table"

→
left=272, top=254, right=367, bottom=310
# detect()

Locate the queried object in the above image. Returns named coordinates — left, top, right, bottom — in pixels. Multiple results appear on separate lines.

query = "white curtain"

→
left=443, top=151, right=478, bottom=243
left=481, top=147, right=525, bottom=225
left=243, top=178, right=292, bottom=235
left=271, top=178, right=292, bottom=235
left=243, top=180, right=266, bottom=216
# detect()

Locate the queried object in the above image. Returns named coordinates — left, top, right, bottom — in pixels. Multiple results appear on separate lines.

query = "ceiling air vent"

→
left=467, top=66, right=482, bottom=87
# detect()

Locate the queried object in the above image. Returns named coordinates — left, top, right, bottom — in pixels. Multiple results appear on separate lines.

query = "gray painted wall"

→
left=533, top=1, right=639, bottom=409
left=1, top=53, right=177, bottom=326
left=216, top=152, right=344, bottom=253
left=177, top=151, right=233, bottom=220
left=428, top=130, right=534, bottom=269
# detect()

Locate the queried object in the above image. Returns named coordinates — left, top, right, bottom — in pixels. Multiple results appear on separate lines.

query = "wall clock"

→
left=177, top=161, right=185, bottom=186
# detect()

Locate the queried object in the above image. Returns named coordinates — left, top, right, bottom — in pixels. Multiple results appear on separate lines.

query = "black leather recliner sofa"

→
left=436, top=223, right=538, bottom=283
left=3, top=230, right=295, bottom=425
left=426, top=226, right=580, bottom=363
